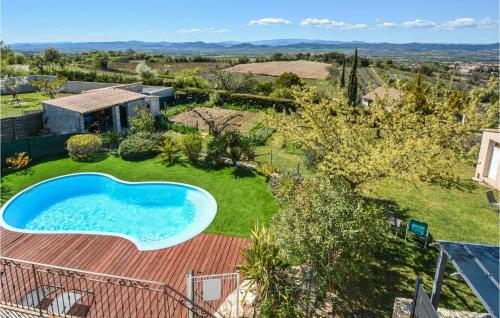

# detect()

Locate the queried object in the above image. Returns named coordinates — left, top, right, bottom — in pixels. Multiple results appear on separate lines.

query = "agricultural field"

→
left=169, top=107, right=260, bottom=135
left=108, top=60, right=215, bottom=74
left=227, top=60, right=331, bottom=79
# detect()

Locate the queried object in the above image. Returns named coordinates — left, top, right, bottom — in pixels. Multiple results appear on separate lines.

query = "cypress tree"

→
left=347, top=48, right=358, bottom=105
left=340, top=56, right=346, bottom=88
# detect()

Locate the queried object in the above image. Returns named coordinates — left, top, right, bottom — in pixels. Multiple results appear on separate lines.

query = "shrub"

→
left=100, top=132, right=123, bottom=150
left=66, top=134, right=102, bottom=160
left=181, top=133, right=203, bottom=163
left=241, top=135, right=257, bottom=161
left=275, top=72, right=303, bottom=88
left=223, top=131, right=244, bottom=165
left=118, top=134, right=158, bottom=161
left=205, top=136, right=228, bottom=167
left=155, top=137, right=181, bottom=166
left=228, top=93, right=296, bottom=111
left=129, top=108, right=156, bottom=134
left=174, top=88, right=297, bottom=111
left=250, top=127, right=274, bottom=146
left=271, top=177, right=386, bottom=303
left=257, top=164, right=279, bottom=180
left=5, top=152, right=31, bottom=170
left=237, top=225, right=302, bottom=318
left=136, top=61, right=157, bottom=81
left=173, top=69, right=210, bottom=89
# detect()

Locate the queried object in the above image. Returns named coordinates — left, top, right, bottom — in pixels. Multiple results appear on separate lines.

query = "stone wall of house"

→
left=146, top=96, right=160, bottom=115
left=42, top=103, right=83, bottom=135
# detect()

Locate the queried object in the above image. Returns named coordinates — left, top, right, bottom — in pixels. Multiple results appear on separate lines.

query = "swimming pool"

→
left=0, top=173, right=217, bottom=251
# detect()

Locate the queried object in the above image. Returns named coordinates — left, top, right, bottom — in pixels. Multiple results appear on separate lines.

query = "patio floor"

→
left=0, top=229, right=249, bottom=291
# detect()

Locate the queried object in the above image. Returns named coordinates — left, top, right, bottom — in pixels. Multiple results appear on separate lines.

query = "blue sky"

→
left=2, top=0, right=499, bottom=43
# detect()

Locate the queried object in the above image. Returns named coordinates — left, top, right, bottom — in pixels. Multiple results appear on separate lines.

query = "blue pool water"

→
left=0, top=173, right=217, bottom=250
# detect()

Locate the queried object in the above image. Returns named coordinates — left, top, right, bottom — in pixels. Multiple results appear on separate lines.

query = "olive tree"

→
left=2, top=76, right=27, bottom=102
left=31, top=76, right=67, bottom=99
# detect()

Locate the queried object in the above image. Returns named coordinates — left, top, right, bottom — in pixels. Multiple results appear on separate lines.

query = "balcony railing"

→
left=0, top=257, right=216, bottom=318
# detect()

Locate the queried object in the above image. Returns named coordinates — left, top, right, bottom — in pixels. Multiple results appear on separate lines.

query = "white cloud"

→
left=384, top=17, right=498, bottom=30
left=300, top=18, right=368, bottom=30
left=248, top=18, right=291, bottom=26
left=146, top=30, right=153, bottom=33
left=177, top=27, right=229, bottom=34
left=438, top=17, right=497, bottom=30
left=376, top=22, right=398, bottom=29
left=402, top=19, right=436, bottom=28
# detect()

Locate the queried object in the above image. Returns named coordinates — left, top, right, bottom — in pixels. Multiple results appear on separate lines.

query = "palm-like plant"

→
left=154, top=137, right=181, bottom=166
left=238, top=225, right=302, bottom=317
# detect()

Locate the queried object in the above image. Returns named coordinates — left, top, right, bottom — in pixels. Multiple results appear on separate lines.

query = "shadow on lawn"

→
left=230, top=166, right=257, bottom=179
left=364, top=196, right=410, bottom=220
left=1, top=183, right=14, bottom=204
left=349, top=238, right=485, bottom=316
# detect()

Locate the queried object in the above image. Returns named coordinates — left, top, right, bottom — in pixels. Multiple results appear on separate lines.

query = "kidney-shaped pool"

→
left=0, top=173, right=217, bottom=251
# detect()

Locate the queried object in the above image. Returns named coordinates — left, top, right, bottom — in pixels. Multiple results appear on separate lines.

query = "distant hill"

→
left=8, top=40, right=499, bottom=63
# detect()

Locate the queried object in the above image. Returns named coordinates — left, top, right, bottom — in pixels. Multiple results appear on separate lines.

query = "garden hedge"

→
left=174, top=88, right=297, bottom=111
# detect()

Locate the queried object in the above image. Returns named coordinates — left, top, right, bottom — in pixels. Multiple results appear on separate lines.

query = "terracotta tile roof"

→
left=363, top=87, right=403, bottom=102
left=43, top=87, right=146, bottom=114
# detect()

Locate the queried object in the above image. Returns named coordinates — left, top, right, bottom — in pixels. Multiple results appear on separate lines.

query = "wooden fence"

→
left=0, top=111, right=44, bottom=142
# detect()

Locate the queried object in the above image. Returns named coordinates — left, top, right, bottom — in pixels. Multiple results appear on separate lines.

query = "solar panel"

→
left=437, top=241, right=500, bottom=318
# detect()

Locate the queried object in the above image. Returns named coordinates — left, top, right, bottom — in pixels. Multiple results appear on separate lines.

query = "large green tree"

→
left=346, top=49, right=358, bottom=105
left=264, top=74, right=493, bottom=189
left=271, top=176, right=385, bottom=307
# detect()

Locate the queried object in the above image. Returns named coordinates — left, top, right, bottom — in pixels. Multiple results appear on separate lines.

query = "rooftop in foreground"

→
left=43, top=87, right=147, bottom=114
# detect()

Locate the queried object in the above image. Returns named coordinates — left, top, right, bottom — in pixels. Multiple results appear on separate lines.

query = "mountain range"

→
left=8, top=39, right=499, bottom=62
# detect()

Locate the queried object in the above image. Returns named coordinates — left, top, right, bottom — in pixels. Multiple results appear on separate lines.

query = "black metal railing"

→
left=0, top=257, right=216, bottom=318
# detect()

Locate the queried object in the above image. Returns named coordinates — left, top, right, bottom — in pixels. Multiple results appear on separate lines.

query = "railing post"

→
left=430, top=249, right=448, bottom=310
left=31, top=264, right=43, bottom=317
left=410, top=274, right=422, bottom=318
left=186, top=271, right=194, bottom=318
left=235, top=270, right=240, bottom=318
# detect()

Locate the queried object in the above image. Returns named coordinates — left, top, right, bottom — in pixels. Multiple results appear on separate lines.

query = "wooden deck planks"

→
left=0, top=229, right=249, bottom=292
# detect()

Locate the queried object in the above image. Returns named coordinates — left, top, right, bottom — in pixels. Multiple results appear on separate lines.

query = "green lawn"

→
left=1, top=92, right=72, bottom=119
left=1, top=150, right=497, bottom=316
left=0, top=155, right=277, bottom=237
left=260, top=148, right=497, bottom=315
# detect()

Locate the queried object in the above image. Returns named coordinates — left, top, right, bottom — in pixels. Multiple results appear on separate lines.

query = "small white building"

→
left=42, top=85, right=160, bottom=135
left=475, top=128, right=500, bottom=190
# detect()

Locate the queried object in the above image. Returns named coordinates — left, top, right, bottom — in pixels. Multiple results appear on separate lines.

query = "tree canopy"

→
left=264, top=73, right=494, bottom=189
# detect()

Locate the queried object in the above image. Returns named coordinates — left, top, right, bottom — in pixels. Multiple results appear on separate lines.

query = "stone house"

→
left=475, top=128, right=500, bottom=190
left=42, top=85, right=160, bottom=135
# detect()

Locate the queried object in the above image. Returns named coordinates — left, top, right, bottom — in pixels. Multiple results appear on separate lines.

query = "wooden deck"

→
left=0, top=229, right=249, bottom=291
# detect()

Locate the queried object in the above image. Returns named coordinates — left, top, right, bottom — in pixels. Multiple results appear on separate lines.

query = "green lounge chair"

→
left=405, top=219, right=429, bottom=248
